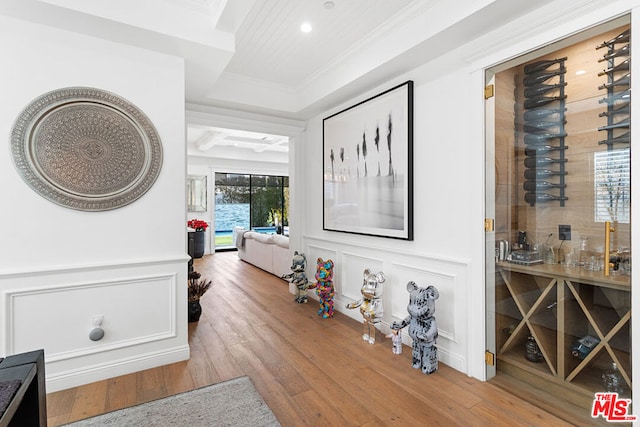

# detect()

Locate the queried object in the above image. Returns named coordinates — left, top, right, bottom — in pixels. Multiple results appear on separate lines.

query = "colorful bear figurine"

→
left=281, top=251, right=315, bottom=303
left=315, top=258, right=335, bottom=318
left=391, top=281, right=439, bottom=374
left=346, top=268, right=385, bottom=344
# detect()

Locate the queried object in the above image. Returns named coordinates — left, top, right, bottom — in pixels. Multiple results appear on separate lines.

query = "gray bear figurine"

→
left=391, top=281, right=439, bottom=374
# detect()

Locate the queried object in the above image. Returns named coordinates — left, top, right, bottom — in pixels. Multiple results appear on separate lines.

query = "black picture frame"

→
left=322, top=80, right=413, bottom=240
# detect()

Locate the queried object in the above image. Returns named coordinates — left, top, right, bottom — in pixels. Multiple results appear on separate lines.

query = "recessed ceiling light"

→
left=323, top=1, right=335, bottom=9
left=300, top=22, right=312, bottom=33
left=575, top=70, right=587, bottom=75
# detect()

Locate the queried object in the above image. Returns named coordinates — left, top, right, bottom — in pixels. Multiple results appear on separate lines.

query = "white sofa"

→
left=237, top=231, right=290, bottom=277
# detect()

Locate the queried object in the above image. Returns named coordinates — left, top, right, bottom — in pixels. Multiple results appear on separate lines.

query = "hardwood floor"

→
left=47, top=252, right=605, bottom=426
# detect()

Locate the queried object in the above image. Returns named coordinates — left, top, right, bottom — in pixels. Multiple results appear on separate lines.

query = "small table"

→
left=0, top=350, right=46, bottom=427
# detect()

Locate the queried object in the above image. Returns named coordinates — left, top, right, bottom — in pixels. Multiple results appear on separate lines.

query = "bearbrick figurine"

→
left=346, top=269, right=385, bottom=344
left=315, top=258, right=335, bottom=318
left=386, top=329, right=403, bottom=355
left=391, top=281, right=439, bottom=374
left=282, top=251, right=315, bottom=303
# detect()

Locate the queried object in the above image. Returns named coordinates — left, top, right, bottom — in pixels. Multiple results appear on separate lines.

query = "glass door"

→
left=485, top=18, right=632, bottom=412
left=214, top=173, right=250, bottom=250
left=214, top=173, right=290, bottom=250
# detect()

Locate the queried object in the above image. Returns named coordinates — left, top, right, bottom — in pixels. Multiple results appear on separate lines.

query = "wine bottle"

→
left=525, top=193, right=568, bottom=204
left=523, top=107, right=566, bottom=121
left=523, top=120, right=566, bottom=133
left=524, top=132, right=567, bottom=145
left=598, top=131, right=630, bottom=145
left=524, top=95, right=567, bottom=110
left=597, top=73, right=630, bottom=90
left=523, top=57, right=568, bottom=74
left=599, top=104, right=630, bottom=117
left=524, top=145, right=568, bottom=156
left=599, top=90, right=631, bottom=106
left=598, top=117, right=630, bottom=131
left=524, top=157, right=568, bottom=168
left=523, top=181, right=567, bottom=191
left=525, top=335, right=544, bottom=362
left=524, top=169, right=568, bottom=180
left=524, top=82, right=567, bottom=98
left=596, top=29, right=630, bottom=49
left=598, top=44, right=630, bottom=62
left=598, top=58, right=630, bottom=76
left=523, top=69, right=566, bottom=86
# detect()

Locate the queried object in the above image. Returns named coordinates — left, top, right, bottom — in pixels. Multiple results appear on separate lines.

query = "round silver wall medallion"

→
left=10, top=87, right=163, bottom=211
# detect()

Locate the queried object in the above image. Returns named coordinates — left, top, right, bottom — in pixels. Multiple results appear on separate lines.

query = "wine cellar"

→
left=492, top=19, right=631, bottom=412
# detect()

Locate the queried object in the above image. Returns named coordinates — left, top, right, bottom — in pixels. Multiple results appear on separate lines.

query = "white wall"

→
left=300, top=0, right=639, bottom=383
left=0, top=15, right=189, bottom=391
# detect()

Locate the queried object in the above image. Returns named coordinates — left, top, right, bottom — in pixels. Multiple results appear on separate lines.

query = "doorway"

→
left=485, top=17, right=632, bottom=413
left=186, top=124, right=292, bottom=254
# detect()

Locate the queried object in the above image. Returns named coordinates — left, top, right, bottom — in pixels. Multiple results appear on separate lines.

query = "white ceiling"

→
left=224, top=0, right=414, bottom=87
left=187, top=125, right=289, bottom=160
left=1, top=0, right=555, bottom=158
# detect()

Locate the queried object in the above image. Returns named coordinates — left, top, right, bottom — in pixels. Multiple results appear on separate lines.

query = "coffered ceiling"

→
left=191, top=0, right=417, bottom=156
left=187, top=124, right=290, bottom=160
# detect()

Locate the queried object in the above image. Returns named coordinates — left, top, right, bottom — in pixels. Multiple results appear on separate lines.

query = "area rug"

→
left=64, top=376, right=280, bottom=426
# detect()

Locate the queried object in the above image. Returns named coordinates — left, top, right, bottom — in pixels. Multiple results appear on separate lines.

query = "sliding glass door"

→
left=214, top=173, right=289, bottom=250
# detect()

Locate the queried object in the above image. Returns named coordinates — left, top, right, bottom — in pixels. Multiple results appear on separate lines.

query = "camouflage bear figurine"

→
left=391, top=281, right=439, bottom=374
left=282, top=251, right=315, bottom=303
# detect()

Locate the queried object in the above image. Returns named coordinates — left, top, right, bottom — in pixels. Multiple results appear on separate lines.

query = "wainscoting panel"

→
left=304, top=236, right=470, bottom=374
left=305, top=244, right=338, bottom=287
left=392, top=262, right=456, bottom=342
left=6, top=273, right=176, bottom=359
left=0, top=256, right=189, bottom=391
left=341, top=252, right=384, bottom=303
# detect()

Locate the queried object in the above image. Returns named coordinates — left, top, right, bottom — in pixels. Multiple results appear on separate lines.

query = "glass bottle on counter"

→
left=602, top=362, right=625, bottom=394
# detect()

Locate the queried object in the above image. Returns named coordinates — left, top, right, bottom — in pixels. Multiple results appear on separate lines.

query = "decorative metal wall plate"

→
left=10, top=87, right=163, bottom=211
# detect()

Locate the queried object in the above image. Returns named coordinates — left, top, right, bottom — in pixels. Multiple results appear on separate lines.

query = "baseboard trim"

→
left=46, top=345, right=190, bottom=392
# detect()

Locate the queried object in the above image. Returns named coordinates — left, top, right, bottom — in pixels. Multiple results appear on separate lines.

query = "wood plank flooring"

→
left=46, top=252, right=604, bottom=426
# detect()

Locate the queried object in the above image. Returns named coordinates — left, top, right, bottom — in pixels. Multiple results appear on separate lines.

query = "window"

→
left=594, top=148, right=630, bottom=223
left=214, top=173, right=289, bottom=249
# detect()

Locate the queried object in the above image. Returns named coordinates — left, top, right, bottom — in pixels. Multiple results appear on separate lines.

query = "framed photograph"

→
left=323, top=80, right=413, bottom=240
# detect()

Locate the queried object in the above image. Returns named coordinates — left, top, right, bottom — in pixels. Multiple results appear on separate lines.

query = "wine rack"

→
left=519, top=57, right=568, bottom=207
left=597, top=29, right=631, bottom=150
left=495, top=262, right=631, bottom=406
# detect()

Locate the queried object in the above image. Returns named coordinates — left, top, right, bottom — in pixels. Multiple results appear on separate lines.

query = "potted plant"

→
left=188, top=271, right=212, bottom=322
left=187, top=219, right=208, bottom=258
